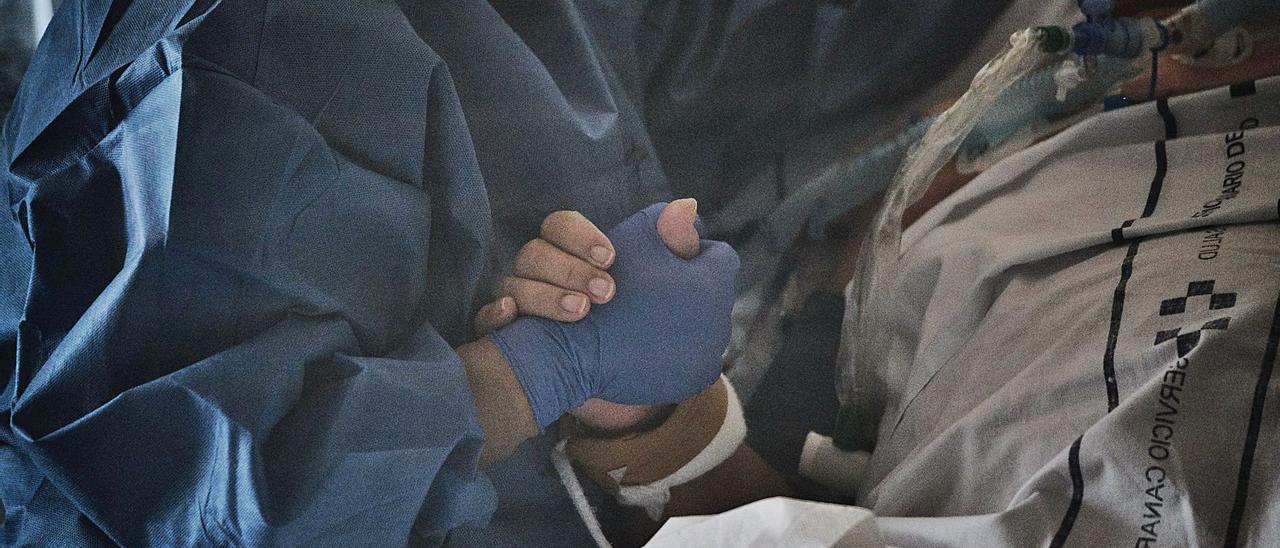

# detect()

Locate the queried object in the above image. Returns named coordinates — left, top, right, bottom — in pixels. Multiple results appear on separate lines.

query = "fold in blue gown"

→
left=1, top=1, right=1003, bottom=544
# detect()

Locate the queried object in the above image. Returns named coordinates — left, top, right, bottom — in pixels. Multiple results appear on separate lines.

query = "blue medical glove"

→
left=490, top=203, right=740, bottom=429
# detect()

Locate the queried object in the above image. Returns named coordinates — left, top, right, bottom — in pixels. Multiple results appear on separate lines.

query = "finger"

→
left=474, top=297, right=516, bottom=336
left=501, top=276, right=591, bottom=321
left=656, top=198, right=700, bottom=259
left=514, top=239, right=615, bottom=303
left=541, top=210, right=615, bottom=268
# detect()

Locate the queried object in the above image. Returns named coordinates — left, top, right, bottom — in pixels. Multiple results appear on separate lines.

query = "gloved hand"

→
left=489, top=203, right=740, bottom=429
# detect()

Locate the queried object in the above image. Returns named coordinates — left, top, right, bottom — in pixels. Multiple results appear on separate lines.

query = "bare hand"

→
left=474, top=210, right=618, bottom=335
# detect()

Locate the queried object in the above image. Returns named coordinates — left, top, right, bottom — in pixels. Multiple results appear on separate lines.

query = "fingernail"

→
left=560, top=293, right=587, bottom=314
left=499, top=297, right=514, bottom=315
left=590, top=245, right=613, bottom=267
left=588, top=278, right=613, bottom=300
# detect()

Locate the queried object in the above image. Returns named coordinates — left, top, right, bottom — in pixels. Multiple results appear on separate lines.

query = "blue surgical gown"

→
left=0, top=0, right=1004, bottom=545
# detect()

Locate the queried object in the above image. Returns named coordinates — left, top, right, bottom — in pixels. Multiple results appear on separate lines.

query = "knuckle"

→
left=513, top=239, right=548, bottom=274
left=564, top=260, right=592, bottom=286
left=500, top=276, right=523, bottom=297
left=541, top=210, right=580, bottom=235
left=516, top=238, right=541, bottom=260
left=505, top=277, right=559, bottom=314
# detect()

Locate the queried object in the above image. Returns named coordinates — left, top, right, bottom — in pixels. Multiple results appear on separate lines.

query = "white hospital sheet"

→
left=660, top=75, right=1280, bottom=547
left=648, top=497, right=882, bottom=548
left=861, top=75, right=1280, bottom=548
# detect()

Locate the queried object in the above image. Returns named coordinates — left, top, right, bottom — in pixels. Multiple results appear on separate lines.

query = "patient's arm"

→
left=601, top=444, right=793, bottom=547
left=665, top=444, right=793, bottom=514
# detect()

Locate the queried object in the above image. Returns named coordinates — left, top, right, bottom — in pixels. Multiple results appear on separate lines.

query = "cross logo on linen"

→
left=1153, top=280, right=1236, bottom=357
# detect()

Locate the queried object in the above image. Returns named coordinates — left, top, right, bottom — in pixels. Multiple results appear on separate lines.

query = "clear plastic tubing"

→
left=835, top=29, right=1057, bottom=450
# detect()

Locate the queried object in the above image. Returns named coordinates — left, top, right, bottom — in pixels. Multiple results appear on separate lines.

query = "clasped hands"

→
left=479, top=200, right=739, bottom=433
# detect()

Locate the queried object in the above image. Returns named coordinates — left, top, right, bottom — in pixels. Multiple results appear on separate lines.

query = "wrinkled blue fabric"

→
left=1, top=0, right=1007, bottom=545
left=2, top=1, right=494, bottom=545
left=491, top=203, right=739, bottom=428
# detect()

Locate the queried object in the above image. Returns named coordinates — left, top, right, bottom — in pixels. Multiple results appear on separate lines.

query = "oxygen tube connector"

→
left=1036, top=17, right=1169, bottom=58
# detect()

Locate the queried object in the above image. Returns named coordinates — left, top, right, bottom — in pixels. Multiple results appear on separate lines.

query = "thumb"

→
left=656, top=198, right=700, bottom=259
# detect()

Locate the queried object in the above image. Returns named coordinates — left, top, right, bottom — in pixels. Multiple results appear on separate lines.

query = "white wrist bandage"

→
left=553, top=375, right=747, bottom=548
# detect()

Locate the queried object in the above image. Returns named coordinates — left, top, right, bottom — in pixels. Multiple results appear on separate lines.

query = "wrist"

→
left=570, top=400, right=676, bottom=437
left=489, top=317, right=596, bottom=430
left=561, top=376, right=747, bottom=520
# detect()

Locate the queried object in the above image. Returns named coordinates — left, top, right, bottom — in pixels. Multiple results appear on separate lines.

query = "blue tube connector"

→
left=1072, top=18, right=1148, bottom=58
left=1034, top=16, right=1167, bottom=58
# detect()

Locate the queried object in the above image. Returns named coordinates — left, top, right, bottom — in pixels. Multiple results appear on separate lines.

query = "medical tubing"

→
left=1067, top=17, right=1166, bottom=59
left=1038, top=16, right=1174, bottom=60
left=1073, top=0, right=1280, bottom=57
left=732, top=117, right=931, bottom=295
left=836, top=29, right=1057, bottom=451
left=1039, top=26, right=1073, bottom=54
left=960, top=56, right=1139, bottom=163
left=1073, top=19, right=1141, bottom=57
left=805, top=118, right=934, bottom=241
left=552, top=442, right=613, bottom=548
